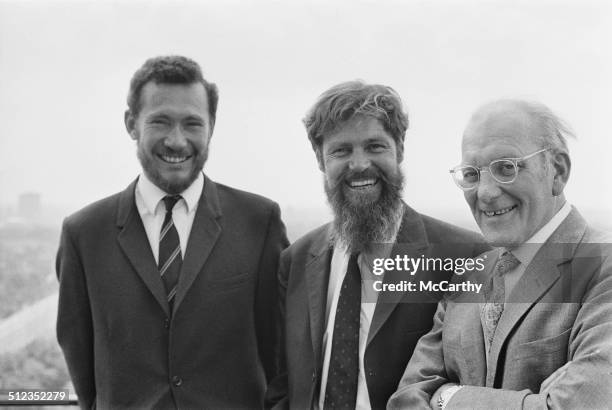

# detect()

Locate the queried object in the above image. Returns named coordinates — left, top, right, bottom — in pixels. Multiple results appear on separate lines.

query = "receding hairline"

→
left=463, top=98, right=575, bottom=152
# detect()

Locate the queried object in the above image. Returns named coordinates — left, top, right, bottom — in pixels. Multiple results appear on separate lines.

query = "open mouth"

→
left=347, top=178, right=378, bottom=189
left=482, top=205, right=517, bottom=217
left=158, top=154, right=191, bottom=164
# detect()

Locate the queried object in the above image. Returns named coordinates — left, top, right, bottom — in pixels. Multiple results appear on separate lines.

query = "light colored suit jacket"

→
left=56, top=175, right=288, bottom=409
left=266, top=204, right=489, bottom=410
left=388, top=208, right=612, bottom=409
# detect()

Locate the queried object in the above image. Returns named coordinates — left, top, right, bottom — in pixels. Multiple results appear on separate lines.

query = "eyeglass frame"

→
left=449, top=148, right=551, bottom=191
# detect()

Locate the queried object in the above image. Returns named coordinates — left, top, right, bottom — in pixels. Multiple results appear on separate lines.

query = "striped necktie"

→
left=481, top=251, right=520, bottom=349
left=324, top=253, right=361, bottom=409
left=159, top=195, right=183, bottom=310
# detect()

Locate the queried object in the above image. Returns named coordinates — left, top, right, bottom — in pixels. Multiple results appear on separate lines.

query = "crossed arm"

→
left=388, top=255, right=612, bottom=410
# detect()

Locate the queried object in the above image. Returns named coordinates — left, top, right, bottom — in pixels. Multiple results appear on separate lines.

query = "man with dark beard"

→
left=56, top=55, right=288, bottom=409
left=265, top=81, right=488, bottom=410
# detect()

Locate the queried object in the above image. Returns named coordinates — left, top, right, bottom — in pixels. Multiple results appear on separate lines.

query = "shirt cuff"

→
left=439, top=385, right=463, bottom=409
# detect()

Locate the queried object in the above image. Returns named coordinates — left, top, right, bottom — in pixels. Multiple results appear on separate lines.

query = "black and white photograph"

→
left=0, top=0, right=611, bottom=408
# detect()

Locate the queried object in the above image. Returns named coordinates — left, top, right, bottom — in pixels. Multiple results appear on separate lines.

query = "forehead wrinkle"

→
left=462, top=103, right=544, bottom=154
left=328, top=116, right=385, bottom=137
left=146, top=106, right=206, bottom=119
left=141, top=83, right=208, bottom=114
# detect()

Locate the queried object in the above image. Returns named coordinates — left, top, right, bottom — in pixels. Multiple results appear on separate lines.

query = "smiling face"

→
left=126, top=81, right=211, bottom=194
left=317, top=115, right=404, bottom=252
left=319, top=115, right=401, bottom=205
left=462, top=104, right=559, bottom=247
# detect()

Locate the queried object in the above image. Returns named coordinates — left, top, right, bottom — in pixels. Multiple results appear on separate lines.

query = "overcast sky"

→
left=0, top=0, right=610, bottom=228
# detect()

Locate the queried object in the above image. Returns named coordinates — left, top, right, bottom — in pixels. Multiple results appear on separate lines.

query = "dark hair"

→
left=127, top=55, right=219, bottom=128
left=303, top=80, right=409, bottom=153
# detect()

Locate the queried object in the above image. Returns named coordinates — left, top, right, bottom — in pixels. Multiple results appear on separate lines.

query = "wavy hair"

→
left=127, top=55, right=218, bottom=128
left=304, top=80, right=408, bottom=155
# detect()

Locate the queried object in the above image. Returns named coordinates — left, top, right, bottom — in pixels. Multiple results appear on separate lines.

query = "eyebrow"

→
left=462, top=155, right=522, bottom=167
left=147, top=113, right=170, bottom=120
left=184, top=115, right=205, bottom=122
left=364, top=137, right=390, bottom=143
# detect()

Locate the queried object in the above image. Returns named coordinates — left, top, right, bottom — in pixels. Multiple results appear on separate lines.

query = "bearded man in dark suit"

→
left=266, top=81, right=488, bottom=410
left=56, top=55, right=288, bottom=409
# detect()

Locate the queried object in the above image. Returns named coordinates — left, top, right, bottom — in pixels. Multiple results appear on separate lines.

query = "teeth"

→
left=349, top=179, right=376, bottom=188
left=161, top=155, right=187, bottom=163
left=483, top=206, right=515, bottom=217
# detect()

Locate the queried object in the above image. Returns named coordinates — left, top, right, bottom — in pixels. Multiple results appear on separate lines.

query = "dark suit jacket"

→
left=56, top=175, right=289, bottom=409
left=388, top=208, right=612, bottom=409
left=266, top=204, right=488, bottom=410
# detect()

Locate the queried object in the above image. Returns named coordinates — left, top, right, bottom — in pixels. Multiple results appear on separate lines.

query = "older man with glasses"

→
left=388, top=99, right=612, bottom=409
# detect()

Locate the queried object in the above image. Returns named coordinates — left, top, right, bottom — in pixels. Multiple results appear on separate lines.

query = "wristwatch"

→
left=437, top=385, right=463, bottom=409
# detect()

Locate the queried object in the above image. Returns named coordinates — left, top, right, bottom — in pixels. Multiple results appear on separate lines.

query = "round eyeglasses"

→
left=449, top=148, right=550, bottom=190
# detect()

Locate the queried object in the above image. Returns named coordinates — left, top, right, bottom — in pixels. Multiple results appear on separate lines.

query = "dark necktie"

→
left=481, top=251, right=520, bottom=348
left=324, top=253, right=361, bottom=409
left=159, top=195, right=183, bottom=310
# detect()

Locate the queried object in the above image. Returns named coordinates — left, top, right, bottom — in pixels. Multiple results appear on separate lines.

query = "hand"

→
left=430, top=383, right=459, bottom=409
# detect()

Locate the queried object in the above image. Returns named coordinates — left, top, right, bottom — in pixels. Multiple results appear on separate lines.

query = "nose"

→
left=164, top=125, right=188, bottom=150
left=476, top=169, right=502, bottom=203
left=348, top=149, right=371, bottom=173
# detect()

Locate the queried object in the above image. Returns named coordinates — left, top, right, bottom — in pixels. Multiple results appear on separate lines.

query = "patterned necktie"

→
left=481, top=251, right=520, bottom=348
left=159, top=195, right=183, bottom=310
left=324, top=253, right=361, bottom=410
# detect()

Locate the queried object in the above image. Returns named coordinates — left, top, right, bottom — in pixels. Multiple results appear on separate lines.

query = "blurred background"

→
left=1, top=0, right=610, bottom=397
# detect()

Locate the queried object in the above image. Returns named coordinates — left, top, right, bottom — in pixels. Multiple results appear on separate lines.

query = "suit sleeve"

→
left=444, top=253, right=612, bottom=410
left=264, top=249, right=290, bottom=410
left=56, top=219, right=96, bottom=410
left=255, top=203, right=289, bottom=386
left=387, top=298, right=451, bottom=409
left=387, top=237, right=488, bottom=409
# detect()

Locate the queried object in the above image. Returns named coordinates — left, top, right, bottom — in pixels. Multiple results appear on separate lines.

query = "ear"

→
left=551, top=150, right=571, bottom=196
left=124, top=110, right=138, bottom=141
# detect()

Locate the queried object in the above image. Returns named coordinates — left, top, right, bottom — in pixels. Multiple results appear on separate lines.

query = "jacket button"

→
left=164, top=318, right=170, bottom=329
left=368, top=370, right=375, bottom=377
left=312, top=371, right=317, bottom=381
left=172, top=376, right=182, bottom=386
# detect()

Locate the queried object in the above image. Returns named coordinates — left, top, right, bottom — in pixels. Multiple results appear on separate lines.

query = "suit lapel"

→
left=173, top=175, right=222, bottom=313
left=305, top=226, right=333, bottom=366
left=458, top=254, right=492, bottom=386
left=367, top=204, right=429, bottom=346
left=486, top=208, right=587, bottom=386
left=116, top=179, right=170, bottom=316
left=461, top=302, right=487, bottom=386
left=461, top=304, right=488, bottom=385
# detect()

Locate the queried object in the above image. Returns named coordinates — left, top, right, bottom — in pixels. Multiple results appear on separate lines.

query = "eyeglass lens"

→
left=490, top=160, right=517, bottom=182
left=454, top=159, right=518, bottom=188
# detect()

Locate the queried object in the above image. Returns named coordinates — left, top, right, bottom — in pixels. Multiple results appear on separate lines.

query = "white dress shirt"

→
left=318, top=209, right=403, bottom=410
left=134, top=172, right=204, bottom=264
left=503, top=201, right=572, bottom=298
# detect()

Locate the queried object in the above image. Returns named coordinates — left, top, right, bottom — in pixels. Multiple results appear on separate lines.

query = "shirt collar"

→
left=136, top=172, right=204, bottom=215
left=508, top=201, right=572, bottom=266
left=179, top=172, right=204, bottom=213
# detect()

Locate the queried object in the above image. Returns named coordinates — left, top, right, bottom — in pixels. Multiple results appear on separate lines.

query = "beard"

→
left=325, top=166, right=404, bottom=254
left=137, top=142, right=208, bottom=195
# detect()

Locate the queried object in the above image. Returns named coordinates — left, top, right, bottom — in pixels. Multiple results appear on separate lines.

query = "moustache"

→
left=157, top=148, right=192, bottom=157
left=328, top=167, right=395, bottom=190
